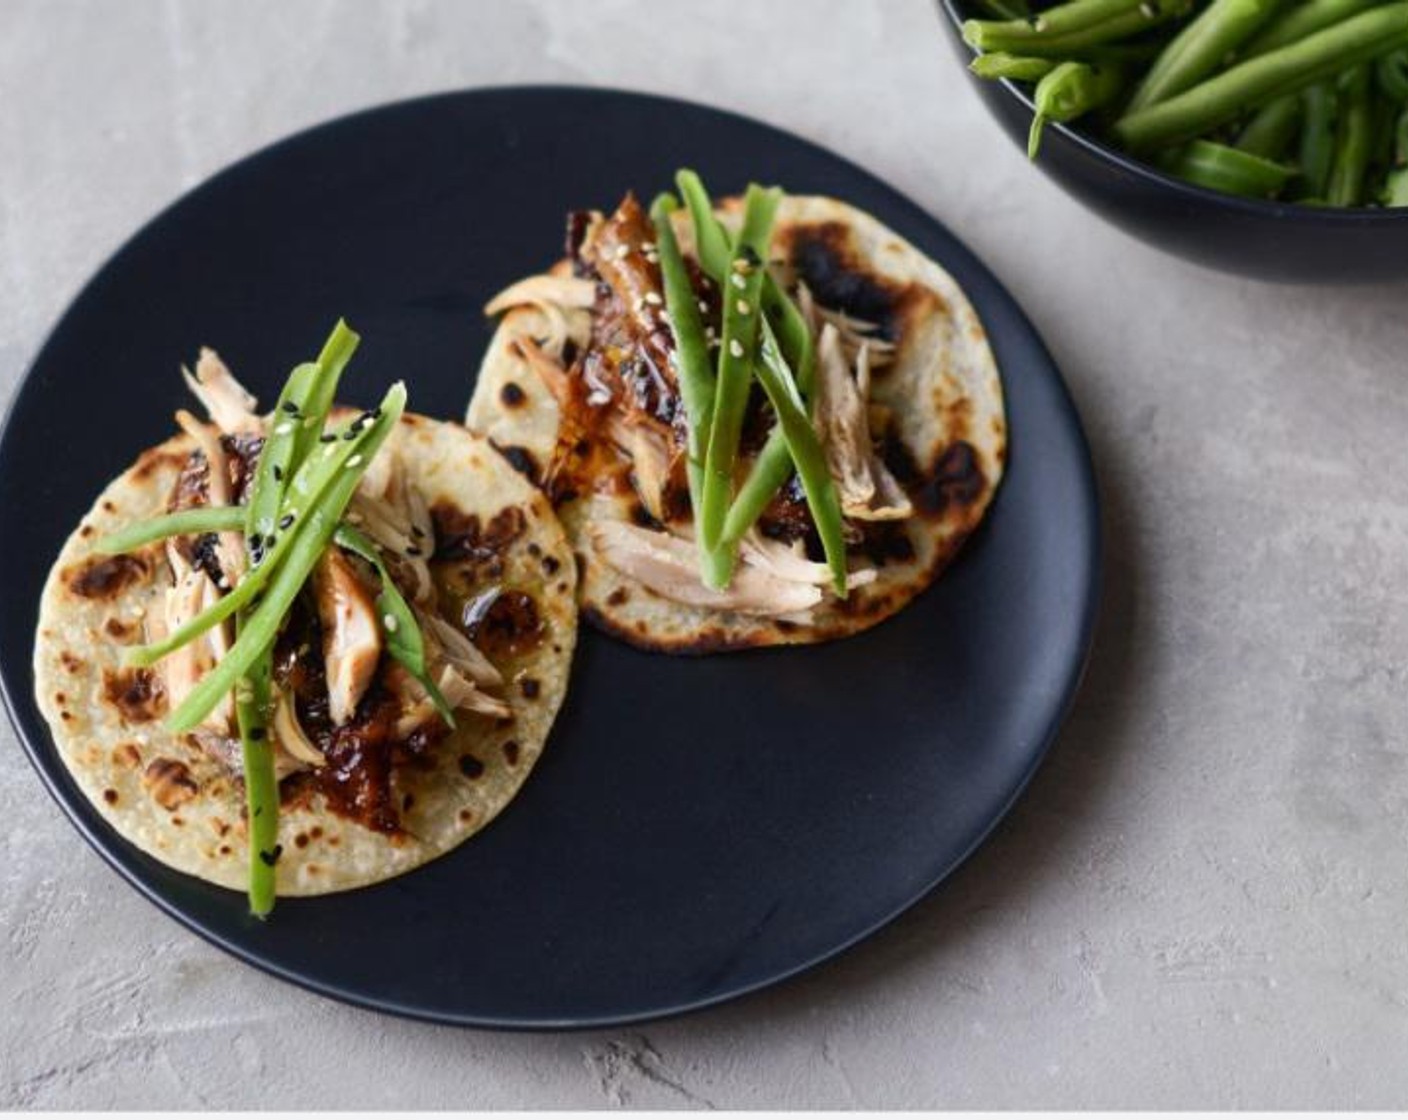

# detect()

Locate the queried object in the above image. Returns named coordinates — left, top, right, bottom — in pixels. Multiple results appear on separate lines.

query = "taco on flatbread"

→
left=34, top=322, right=576, bottom=914
left=466, top=171, right=1005, bottom=653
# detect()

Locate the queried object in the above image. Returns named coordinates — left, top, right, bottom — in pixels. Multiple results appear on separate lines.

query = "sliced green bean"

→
left=1173, top=139, right=1294, bottom=197
left=1235, top=93, right=1302, bottom=159
left=698, top=186, right=778, bottom=577
left=95, top=506, right=245, bottom=555
left=1244, top=0, right=1384, bottom=57
left=165, top=383, right=407, bottom=733
left=1112, top=5, right=1408, bottom=153
left=1125, top=0, right=1282, bottom=114
left=970, top=53, right=1057, bottom=82
left=963, top=0, right=1194, bottom=58
left=754, top=320, right=847, bottom=597
left=677, top=169, right=814, bottom=393
left=649, top=193, right=716, bottom=535
left=1328, top=65, right=1373, bottom=207
left=1029, top=61, right=1125, bottom=158
left=1381, top=106, right=1408, bottom=204
left=1378, top=48, right=1408, bottom=103
left=234, top=645, right=277, bottom=918
left=1299, top=81, right=1339, bottom=199
left=334, top=524, right=453, bottom=726
left=247, top=320, right=359, bottom=550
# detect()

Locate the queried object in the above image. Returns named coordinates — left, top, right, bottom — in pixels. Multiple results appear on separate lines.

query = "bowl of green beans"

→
left=938, top=0, right=1408, bottom=282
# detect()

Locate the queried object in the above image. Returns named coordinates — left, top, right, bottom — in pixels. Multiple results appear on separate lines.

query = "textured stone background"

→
left=5, top=0, right=1408, bottom=1109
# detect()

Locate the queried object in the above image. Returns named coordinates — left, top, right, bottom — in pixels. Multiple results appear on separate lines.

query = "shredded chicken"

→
left=181, top=349, right=262, bottom=435
left=815, top=325, right=913, bottom=522
left=272, top=691, right=327, bottom=767
left=173, top=409, right=245, bottom=585
left=311, top=548, right=382, bottom=726
left=346, top=448, right=435, bottom=606
left=590, top=516, right=875, bottom=620
left=486, top=273, right=596, bottom=363
left=152, top=542, right=235, bottom=734
left=797, top=283, right=896, bottom=370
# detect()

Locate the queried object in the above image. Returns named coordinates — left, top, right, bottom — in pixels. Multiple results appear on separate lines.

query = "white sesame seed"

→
left=736, top=299, right=751, bottom=315
left=729, top=339, right=744, bottom=358
left=383, top=613, right=398, bottom=633
left=730, top=273, right=747, bottom=290
left=731, top=259, right=750, bottom=273
left=698, top=299, right=709, bottom=313
left=641, top=240, right=656, bottom=251
left=614, top=244, right=630, bottom=259
left=346, top=454, right=363, bottom=468
left=274, top=422, right=293, bottom=436
left=643, top=292, right=663, bottom=306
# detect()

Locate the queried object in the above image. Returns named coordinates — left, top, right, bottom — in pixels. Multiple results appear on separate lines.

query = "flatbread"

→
left=33, top=413, right=577, bottom=895
left=467, top=195, right=1005, bottom=652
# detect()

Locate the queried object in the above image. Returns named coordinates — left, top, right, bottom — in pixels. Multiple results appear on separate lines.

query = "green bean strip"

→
left=1381, top=106, right=1408, bottom=204
left=1378, top=49, right=1408, bottom=103
left=963, top=0, right=1194, bottom=58
left=1029, top=61, right=1125, bottom=158
left=235, top=323, right=358, bottom=917
left=970, top=53, right=1057, bottom=82
left=166, top=384, right=407, bottom=733
left=677, top=169, right=814, bottom=393
left=1300, top=81, right=1339, bottom=199
left=234, top=643, right=278, bottom=917
left=333, top=524, right=453, bottom=726
left=1125, top=0, right=1282, bottom=114
left=1173, top=139, right=1294, bottom=197
left=698, top=186, right=778, bottom=574
left=95, top=506, right=245, bottom=555
left=1244, top=0, right=1383, bottom=57
left=1235, top=93, right=1302, bottom=160
left=649, top=193, right=716, bottom=544
left=675, top=170, right=734, bottom=284
left=675, top=169, right=827, bottom=558
left=1328, top=65, right=1374, bottom=207
left=753, top=320, right=848, bottom=596
left=246, top=320, right=359, bottom=550
left=1112, top=5, right=1408, bottom=154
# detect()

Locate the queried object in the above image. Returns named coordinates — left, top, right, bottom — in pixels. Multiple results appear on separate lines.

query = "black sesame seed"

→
left=258, top=844, right=283, bottom=867
left=272, top=465, right=283, bottom=481
left=343, top=427, right=359, bottom=440
left=278, top=514, right=294, bottom=529
left=281, top=401, right=299, bottom=414
left=249, top=727, right=266, bottom=741
left=249, top=532, right=264, bottom=550
left=320, top=433, right=337, bottom=443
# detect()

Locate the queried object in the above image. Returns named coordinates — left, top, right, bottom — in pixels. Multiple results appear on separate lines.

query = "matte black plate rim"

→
left=0, top=84, right=1101, bottom=1031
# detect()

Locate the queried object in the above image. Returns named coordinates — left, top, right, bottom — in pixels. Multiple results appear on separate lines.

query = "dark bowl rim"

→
left=936, top=0, right=1408, bottom=226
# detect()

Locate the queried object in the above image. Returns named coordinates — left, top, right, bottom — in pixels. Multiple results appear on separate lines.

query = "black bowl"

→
left=937, top=0, right=1408, bottom=284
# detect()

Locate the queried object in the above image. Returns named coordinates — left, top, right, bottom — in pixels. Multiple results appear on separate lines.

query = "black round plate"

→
left=0, top=87, right=1099, bottom=1028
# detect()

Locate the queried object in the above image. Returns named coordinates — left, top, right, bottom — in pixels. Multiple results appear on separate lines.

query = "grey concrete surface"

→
left=4, top=0, right=1408, bottom=1109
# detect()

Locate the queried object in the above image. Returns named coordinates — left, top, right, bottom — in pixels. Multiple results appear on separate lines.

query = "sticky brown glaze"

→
left=273, top=602, right=446, bottom=836
left=66, top=554, right=150, bottom=600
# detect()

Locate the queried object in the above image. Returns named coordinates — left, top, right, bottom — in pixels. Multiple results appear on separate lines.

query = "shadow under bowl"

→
left=937, top=0, right=1408, bottom=284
